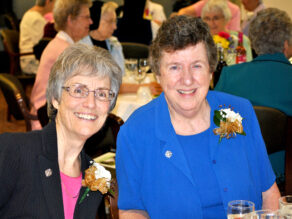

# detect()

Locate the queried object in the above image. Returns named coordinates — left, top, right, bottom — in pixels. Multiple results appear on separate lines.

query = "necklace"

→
left=61, top=179, right=81, bottom=199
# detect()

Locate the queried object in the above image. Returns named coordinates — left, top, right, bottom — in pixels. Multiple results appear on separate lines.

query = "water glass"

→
left=227, top=200, right=255, bottom=219
left=279, top=196, right=292, bottom=217
left=243, top=210, right=283, bottom=219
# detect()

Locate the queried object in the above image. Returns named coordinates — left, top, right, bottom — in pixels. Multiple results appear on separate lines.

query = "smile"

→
left=74, top=112, right=97, bottom=120
left=178, top=89, right=197, bottom=94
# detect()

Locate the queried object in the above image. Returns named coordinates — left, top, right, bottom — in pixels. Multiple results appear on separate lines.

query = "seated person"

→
left=215, top=8, right=292, bottom=185
left=215, top=8, right=292, bottom=116
left=116, top=15, right=280, bottom=218
left=201, top=0, right=252, bottom=64
left=178, top=0, right=241, bottom=32
left=80, top=1, right=161, bottom=95
left=19, top=0, right=55, bottom=74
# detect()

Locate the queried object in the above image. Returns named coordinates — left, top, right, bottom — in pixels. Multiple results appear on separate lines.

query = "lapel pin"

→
left=165, top=150, right=172, bottom=158
left=45, top=168, right=52, bottom=177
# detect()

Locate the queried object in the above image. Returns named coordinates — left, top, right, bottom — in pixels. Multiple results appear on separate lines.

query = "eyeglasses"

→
left=62, top=84, right=115, bottom=102
left=202, top=16, right=224, bottom=22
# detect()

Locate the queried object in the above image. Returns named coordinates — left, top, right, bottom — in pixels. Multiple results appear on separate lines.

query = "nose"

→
left=89, top=18, right=93, bottom=25
left=83, top=91, right=96, bottom=108
left=181, top=68, right=193, bottom=86
left=113, top=22, right=117, bottom=30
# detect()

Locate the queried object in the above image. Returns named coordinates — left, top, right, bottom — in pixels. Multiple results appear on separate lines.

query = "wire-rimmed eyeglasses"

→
left=62, top=84, right=115, bottom=102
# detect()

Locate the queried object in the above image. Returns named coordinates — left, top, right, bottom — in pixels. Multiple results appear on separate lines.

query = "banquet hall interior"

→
left=0, top=0, right=292, bottom=218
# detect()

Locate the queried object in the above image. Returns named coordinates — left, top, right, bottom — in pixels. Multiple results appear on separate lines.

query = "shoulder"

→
left=227, top=1, right=240, bottom=11
left=107, top=36, right=121, bottom=47
left=79, top=35, right=92, bottom=45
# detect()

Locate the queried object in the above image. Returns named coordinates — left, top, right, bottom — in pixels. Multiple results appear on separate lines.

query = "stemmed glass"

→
left=125, top=59, right=138, bottom=77
left=227, top=200, right=255, bottom=219
left=134, top=58, right=149, bottom=84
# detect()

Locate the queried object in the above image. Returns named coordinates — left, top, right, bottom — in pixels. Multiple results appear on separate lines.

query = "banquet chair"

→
left=105, top=178, right=119, bottom=219
left=253, top=106, right=288, bottom=193
left=121, top=42, right=149, bottom=59
left=0, top=29, right=35, bottom=86
left=0, top=73, right=38, bottom=131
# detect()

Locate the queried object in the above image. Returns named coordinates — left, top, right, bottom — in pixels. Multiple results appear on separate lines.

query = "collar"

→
left=253, top=53, right=291, bottom=65
left=56, top=31, right=75, bottom=44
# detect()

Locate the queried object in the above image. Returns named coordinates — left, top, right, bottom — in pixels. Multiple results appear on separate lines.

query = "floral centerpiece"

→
left=213, top=107, right=246, bottom=142
left=79, top=161, right=113, bottom=204
left=213, top=32, right=236, bottom=65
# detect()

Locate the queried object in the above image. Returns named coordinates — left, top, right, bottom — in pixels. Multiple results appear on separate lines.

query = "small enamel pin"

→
left=45, top=168, right=52, bottom=177
left=165, top=150, right=172, bottom=158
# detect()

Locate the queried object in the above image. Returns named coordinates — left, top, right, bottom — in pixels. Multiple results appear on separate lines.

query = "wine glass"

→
left=227, top=200, right=255, bottom=219
left=134, top=59, right=149, bottom=84
left=279, top=195, right=292, bottom=217
left=125, top=59, right=138, bottom=77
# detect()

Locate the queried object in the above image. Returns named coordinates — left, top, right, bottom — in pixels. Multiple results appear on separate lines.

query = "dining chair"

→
left=0, top=29, right=35, bottom=87
left=121, top=42, right=149, bottom=59
left=253, top=106, right=289, bottom=194
left=0, top=73, right=38, bottom=131
left=105, top=178, right=119, bottom=219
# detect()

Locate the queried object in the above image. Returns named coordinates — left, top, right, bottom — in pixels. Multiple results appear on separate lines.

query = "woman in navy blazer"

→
left=0, top=43, right=122, bottom=218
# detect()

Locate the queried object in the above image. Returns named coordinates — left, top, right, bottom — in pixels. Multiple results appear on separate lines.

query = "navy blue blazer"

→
left=0, top=121, right=103, bottom=218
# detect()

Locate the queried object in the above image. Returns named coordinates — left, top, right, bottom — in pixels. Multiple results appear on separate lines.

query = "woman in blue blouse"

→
left=116, top=15, right=280, bottom=219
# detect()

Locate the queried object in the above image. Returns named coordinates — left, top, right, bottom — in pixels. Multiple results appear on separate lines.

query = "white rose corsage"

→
left=79, top=161, right=113, bottom=204
left=213, top=107, right=246, bottom=142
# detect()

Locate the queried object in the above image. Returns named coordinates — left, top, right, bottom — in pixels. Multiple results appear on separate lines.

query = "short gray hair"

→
left=53, top=0, right=92, bottom=31
left=46, top=43, right=122, bottom=118
left=202, top=0, right=232, bottom=23
left=249, top=8, right=292, bottom=55
left=101, top=1, right=118, bottom=17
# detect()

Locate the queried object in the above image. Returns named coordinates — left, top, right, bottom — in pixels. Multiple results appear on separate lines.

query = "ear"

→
left=52, top=98, right=59, bottom=110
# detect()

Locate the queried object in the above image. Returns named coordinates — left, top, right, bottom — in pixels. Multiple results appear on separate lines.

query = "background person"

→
left=116, top=15, right=280, bottom=218
left=178, top=0, right=241, bottom=32
left=19, top=0, right=55, bottom=74
left=30, top=0, right=93, bottom=130
left=215, top=8, right=292, bottom=185
left=201, top=0, right=252, bottom=63
left=0, top=43, right=122, bottom=218
left=80, top=1, right=125, bottom=74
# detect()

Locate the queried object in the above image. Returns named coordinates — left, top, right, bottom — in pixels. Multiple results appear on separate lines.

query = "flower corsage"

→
left=213, top=107, right=246, bottom=142
left=79, top=161, right=113, bottom=204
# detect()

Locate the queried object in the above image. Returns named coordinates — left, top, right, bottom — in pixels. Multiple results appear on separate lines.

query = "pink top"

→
left=193, top=0, right=241, bottom=32
left=60, top=172, right=82, bottom=219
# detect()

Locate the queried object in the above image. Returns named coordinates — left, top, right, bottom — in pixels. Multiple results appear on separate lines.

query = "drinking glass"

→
left=134, top=59, right=148, bottom=84
left=243, top=210, right=283, bottom=219
left=279, top=195, right=292, bottom=217
left=125, top=59, right=138, bottom=77
left=227, top=200, right=255, bottom=219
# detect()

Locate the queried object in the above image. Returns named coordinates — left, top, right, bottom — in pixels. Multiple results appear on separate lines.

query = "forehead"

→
left=79, top=5, right=90, bottom=15
left=204, top=10, right=223, bottom=17
left=160, top=43, right=208, bottom=63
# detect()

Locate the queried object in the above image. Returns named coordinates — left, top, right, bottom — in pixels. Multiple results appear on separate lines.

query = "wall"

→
left=264, top=0, right=292, bottom=18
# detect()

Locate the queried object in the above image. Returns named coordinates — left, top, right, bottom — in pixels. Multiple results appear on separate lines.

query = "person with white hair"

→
left=19, top=0, right=55, bottom=74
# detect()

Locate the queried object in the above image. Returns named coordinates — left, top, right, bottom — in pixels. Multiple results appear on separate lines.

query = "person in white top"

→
left=19, top=0, right=55, bottom=74
left=240, top=0, right=265, bottom=36
left=145, top=0, right=167, bottom=26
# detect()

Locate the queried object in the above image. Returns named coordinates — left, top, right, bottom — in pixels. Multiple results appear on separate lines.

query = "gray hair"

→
left=46, top=43, right=122, bottom=118
left=53, top=0, right=92, bottom=31
left=249, top=8, right=292, bottom=55
left=101, top=1, right=118, bottom=17
left=201, top=0, right=232, bottom=23
left=150, top=15, right=217, bottom=75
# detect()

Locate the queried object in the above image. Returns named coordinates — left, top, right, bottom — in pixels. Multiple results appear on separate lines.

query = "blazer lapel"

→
left=38, top=121, right=64, bottom=219
left=39, top=156, right=65, bottom=219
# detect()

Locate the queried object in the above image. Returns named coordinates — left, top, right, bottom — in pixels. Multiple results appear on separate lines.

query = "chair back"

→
left=253, top=106, right=287, bottom=154
left=0, top=73, right=38, bottom=131
left=121, top=42, right=149, bottom=59
left=106, top=178, right=119, bottom=219
left=0, top=29, right=34, bottom=76
left=3, top=13, right=19, bottom=31
left=84, top=113, right=124, bottom=158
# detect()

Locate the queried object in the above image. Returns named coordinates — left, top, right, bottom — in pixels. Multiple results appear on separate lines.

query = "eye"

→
left=192, top=64, right=202, bottom=69
left=169, top=65, right=179, bottom=71
left=97, top=90, right=107, bottom=98
left=73, top=85, right=87, bottom=96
